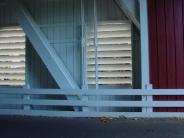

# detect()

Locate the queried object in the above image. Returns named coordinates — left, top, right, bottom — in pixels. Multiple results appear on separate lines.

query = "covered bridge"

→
left=0, top=0, right=183, bottom=118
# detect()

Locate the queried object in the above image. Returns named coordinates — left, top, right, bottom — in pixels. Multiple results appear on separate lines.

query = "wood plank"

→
left=0, top=61, right=25, bottom=68
left=87, top=44, right=131, bottom=51
left=0, top=68, right=25, bottom=74
left=97, top=20, right=130, bottom=25
left=0, top=30, right=25, bottom=37
left=87, top=30, right=131, bottom=38
left=0, top=37, right=25, bottom=43
left=174, top=0, right=184, bottom=89
left=0, top=80, right=25, bottom=86
left=87, top=57, right=131, bottom=65
left=0, top=42, right=25, bottom=49
left=148, top=0, right=162, bottom=112
left=165, top=0, right=177, bottom=112
left=87, top=71, right=132, bottom=78
left=0, top=26, right=22, bottom=31
left=0, top=99, right=184, bottom=108
left=174, top=0, right=184, bottom=112
left=0, top=55, right=25, bottom=62
left=88, top=78, right=131, bottom=85
left=87, top=64, right=132, bottom=71
left=87, top=51, right=131, bottom=58
left=148, top=0, right=159, bottom=89
left=0, top=89, right=184, bottom=96
left=0, top=49, right=25, bottom=55
left=87, top=37, right=131, bottom=45
left=86, top=24, right=131, bottom=32
left=156, top=0, right=167, bottom=89
left=0, top=74, right=25, bottom=80
left=156, top=0, right=168, bottom=112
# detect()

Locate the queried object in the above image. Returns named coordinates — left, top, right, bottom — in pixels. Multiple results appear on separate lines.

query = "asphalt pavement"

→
left=0, top=116, right=184, bottom=138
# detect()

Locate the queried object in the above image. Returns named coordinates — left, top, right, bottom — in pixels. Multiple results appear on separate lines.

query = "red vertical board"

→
left=148, top=0, right=158, bottom=89
left=148, top=0, right=184, bottom=112
left=148, top=0, right=159, bottom=112
left=174, top=0, right=184, bottom=112
left=174, top=0, right=184, bottom=89
left=156, top=0, right=168, bottom=112
left=165, top=0, right=177, bottom=112
left=156, top=0, right=167, bottom=89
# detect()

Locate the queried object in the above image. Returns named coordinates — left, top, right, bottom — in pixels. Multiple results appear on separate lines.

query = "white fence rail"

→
left=0, top=89, right=184, bottom=118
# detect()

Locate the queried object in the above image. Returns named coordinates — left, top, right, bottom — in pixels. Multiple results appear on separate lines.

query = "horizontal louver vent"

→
left=0, top=26, right=25, bottom=86
left=86, top=21, right=132, bottom=88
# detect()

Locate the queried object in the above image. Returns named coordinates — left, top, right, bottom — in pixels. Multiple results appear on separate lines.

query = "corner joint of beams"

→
left=115, top=0, right=140, bottom=30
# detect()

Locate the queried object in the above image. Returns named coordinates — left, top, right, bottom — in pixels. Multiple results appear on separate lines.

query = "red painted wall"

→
left=148, top=0, right=184, bottom=112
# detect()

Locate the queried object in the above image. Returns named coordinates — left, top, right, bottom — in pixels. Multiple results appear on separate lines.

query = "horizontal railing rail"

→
left=1, top=88, right=184, bottom=95
left=0, top=89, right=184, bottom=118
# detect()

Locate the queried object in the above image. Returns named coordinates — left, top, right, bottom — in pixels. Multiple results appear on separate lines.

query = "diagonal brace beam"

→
left=115, top=0, right=140, bottom=30
left=11, top=1, right=79, bottom=89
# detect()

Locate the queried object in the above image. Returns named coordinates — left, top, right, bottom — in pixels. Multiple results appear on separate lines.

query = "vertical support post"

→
left=24, top=43, right=30, bottom=110
left=93, top=0, right=100, bottom=112
left=93, top=0, right=99, bottom=89
left=81, top=0, right=89, bottom=111
left=140, top=0, right=152, bottom=112
left=81, top=0, right=88, bottom=89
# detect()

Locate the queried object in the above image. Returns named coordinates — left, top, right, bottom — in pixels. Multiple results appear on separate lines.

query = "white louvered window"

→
left=86, top=21, right=132, bottom=88
left=0, top=26, right=25, bottom=87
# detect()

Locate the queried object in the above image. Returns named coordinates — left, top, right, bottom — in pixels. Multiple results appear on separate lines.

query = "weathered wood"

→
left=10, top=1, right=79, bottom=89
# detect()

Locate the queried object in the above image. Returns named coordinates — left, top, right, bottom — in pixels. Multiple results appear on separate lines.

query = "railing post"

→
left=140, top=0, right=152, bottom=113
left=24, top=45, right=30, bottom=110
left=81, top=94, right=89, bottom=112
left=23, top=88, right=30, bottom=110
left=145, top=84, right=153, bottom=112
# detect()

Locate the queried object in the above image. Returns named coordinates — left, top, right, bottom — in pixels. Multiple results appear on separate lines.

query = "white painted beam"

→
left=10, top=1, right=79, bottom=90
left=140, top=0, right=152, bottom=112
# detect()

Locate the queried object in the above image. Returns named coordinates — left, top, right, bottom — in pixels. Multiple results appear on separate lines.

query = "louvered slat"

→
left=0, top=55, right=25, bottom=62
left=87, top=64, right=132, bottom=71
left=0, top=27, right=25, bottom=86
left=0, top=26, right=23, bottom=31
left=0, top=62, right=25, bottom=68
left=88, top=71, right=132, bottom=78
left=86, top=21, right=132, bottom=87
left=0, top=74, right=25, bottom=80
left=0, top=30, right=25, bottom=37
left=87, top=51, right=131, bottom=58
left=87, top=30, right=131, bottom=38
left=0, top=49, right=25, bottom=55
left=0, top=43, right=25, bottom=49
left=88, top=78, right=132, bottom=85
left=88, top=58, right=131, bottom=65
left=0, top=37, right=25, bottom=43
left=0, top=68, right=25, bottom=74
left=87, top=24, right=131, bottom=32
left=0, top=80, right=25, bottom=86
left=87, top=44, right=131, bottom=51
left=87, top=37, right=131, bottom=45
left=97, top=20, right=130, bottom=25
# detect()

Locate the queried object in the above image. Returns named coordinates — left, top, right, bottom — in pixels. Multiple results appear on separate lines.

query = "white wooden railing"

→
left=0, top=89, right=184, bottom=118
